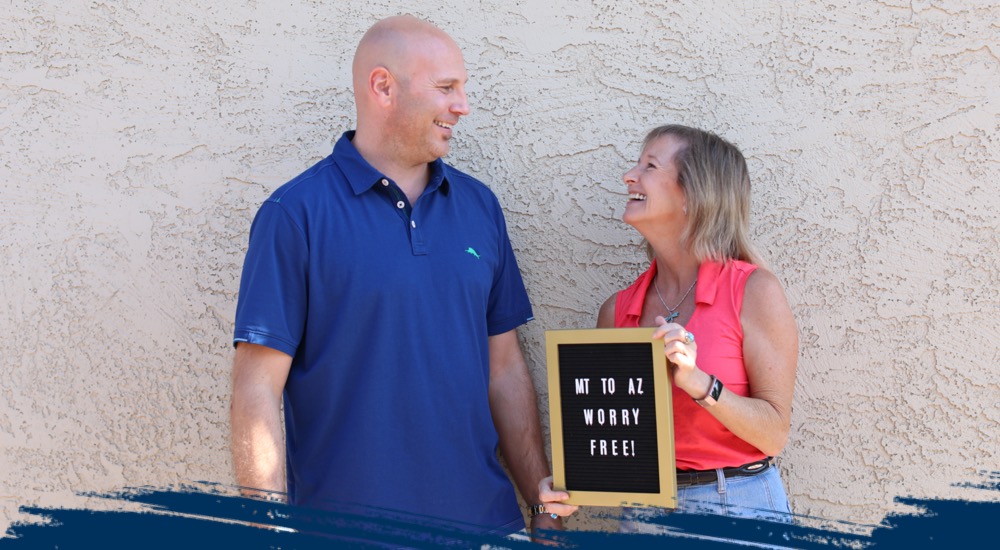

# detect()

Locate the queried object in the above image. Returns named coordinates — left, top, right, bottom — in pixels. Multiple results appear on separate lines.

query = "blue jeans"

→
left=621, top=466, right=792, bottom=532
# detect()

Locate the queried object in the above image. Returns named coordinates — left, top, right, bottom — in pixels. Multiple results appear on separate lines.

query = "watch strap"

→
left=695, top=375, right=723, bottom=407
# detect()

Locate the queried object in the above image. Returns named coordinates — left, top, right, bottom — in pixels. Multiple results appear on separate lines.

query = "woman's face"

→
left=621, top=134, right=688, bottom=234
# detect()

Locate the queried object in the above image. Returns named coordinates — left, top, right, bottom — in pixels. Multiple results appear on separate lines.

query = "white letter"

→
left=597, top=409, right=605, bottom=425
left=583, top=409, right=594, bottom=426
left=590, top=439, right=596, bottom=456
left=575, top=378, right=590, bottom=395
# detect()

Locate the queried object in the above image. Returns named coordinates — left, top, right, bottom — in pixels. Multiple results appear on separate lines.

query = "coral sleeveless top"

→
left=615, top=259, right=767, bottom=470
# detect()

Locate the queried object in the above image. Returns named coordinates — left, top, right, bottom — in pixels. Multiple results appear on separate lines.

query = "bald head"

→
left=352, top=15, right=458, bottom=94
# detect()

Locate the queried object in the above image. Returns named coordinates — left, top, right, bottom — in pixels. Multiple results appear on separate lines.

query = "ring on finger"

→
left=684, top=331, right=695, bottom=345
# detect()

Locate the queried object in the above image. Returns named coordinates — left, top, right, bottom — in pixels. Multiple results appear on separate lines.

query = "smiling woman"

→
left=612, top=125, right=797, bottom=528
left=540, top=125, right=799, bottom=532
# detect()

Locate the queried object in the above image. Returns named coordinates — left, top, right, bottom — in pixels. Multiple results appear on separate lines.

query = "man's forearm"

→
left=230, top=384, right=287, bottom=499
left=489, top=365, right=550, bottom=507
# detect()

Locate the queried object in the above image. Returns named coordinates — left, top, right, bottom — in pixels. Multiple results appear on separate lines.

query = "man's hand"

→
left=536, top=475, right=578, bottom=518
left=529, top=476, right=579, bottom=544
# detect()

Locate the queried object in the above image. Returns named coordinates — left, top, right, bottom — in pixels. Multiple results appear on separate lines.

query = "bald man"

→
left=230, top=15, right=561, bottom=536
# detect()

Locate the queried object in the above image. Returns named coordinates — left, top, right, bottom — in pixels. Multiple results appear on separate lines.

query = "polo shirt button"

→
left=411, top=220, right=416, bottom=229
left=381, top=179, right=389, bottom=186
left=396, top=201, right=405, bottom=209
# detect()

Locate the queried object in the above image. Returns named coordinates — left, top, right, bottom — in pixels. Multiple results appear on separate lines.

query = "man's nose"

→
left=452, top=89, right=470, bottom=116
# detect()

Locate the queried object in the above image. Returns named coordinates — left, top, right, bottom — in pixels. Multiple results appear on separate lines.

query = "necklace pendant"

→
left=653, top=274, right=698, bottom=326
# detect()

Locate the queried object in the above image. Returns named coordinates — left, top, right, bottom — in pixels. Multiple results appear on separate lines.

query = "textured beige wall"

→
left=2, top=0, right=997, bottom=534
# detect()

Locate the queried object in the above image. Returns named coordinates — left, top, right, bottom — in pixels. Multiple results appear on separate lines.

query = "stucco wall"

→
left=2, top=0, right=997, bottom=534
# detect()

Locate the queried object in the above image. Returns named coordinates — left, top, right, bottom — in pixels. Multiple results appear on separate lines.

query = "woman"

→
left=540, top=124, right=797, bottom=525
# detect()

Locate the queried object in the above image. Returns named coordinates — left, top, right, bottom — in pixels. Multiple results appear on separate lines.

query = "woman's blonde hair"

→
left=643, top=124, right=762, bottom=265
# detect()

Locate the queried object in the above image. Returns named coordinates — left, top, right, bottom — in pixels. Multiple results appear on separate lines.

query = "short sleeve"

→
left=233, top=200, right=308, bottom=357
left=485, top=206, right=533, bottom=336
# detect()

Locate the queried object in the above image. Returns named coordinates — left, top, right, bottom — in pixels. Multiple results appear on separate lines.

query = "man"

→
left=229, top=15, right=563, bottom=536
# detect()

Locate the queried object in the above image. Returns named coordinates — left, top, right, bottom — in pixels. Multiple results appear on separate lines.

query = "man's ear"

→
left=369, top=66, right=394, bottom=106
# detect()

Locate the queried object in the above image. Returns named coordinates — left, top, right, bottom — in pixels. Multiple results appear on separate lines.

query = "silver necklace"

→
left=653, top=275, right=697, bottom=323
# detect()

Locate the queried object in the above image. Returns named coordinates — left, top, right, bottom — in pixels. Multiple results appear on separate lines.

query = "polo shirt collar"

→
left=333, top=131, right=451, bottom=196
left=626, top=258, right=722, bottom=319
left=695, top=260, right=724, bottom=306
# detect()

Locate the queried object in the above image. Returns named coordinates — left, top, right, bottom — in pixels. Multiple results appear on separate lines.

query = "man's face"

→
left=387, top=38, right=470, bottom=166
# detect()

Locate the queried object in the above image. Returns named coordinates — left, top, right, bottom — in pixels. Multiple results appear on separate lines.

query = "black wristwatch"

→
left=695, top=375, right=724, bottom=407
left=528, top=504, right=546, bottom=517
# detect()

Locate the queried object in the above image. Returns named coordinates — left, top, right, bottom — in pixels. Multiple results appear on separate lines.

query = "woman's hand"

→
left=652, top=316, right=712, bottom=399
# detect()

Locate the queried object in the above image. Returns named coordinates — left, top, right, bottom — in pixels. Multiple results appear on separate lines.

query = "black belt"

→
left=676, top=458, right=772, bottom=487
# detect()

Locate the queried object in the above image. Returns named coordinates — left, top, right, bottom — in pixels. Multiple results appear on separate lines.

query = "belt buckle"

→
left=738, top=459, right=770, bottom=475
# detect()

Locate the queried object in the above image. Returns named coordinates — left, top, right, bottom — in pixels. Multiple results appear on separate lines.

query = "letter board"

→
left=546, top=328, right=676, bottom=508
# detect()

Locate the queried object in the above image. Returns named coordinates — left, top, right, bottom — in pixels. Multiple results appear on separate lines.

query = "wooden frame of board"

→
left=546, top=328, right=676, bottom=508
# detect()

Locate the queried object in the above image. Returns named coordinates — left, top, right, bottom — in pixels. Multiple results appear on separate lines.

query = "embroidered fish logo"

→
left=465, top=247, right=480, bottom=259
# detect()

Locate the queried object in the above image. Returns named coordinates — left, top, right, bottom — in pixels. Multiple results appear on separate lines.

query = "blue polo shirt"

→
left=234, top=131, right=533, bottom=533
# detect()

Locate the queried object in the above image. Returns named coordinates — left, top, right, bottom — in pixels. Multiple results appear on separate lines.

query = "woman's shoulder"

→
left=741, top=265, right=795, bottom=329
left=596, top=293, right=617, bottom=328
left=743, top=265, right=785, bottom=299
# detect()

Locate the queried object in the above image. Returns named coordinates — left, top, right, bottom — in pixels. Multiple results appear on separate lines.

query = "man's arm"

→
left=487, top=329, right=562, bottom=533
left=230, top=342, right=293, bottom=501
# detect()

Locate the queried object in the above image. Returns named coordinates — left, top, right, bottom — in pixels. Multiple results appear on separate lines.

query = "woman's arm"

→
left=657, top=268, right=798, bottom=456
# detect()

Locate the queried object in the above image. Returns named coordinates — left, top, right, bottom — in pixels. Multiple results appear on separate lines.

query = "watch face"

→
left=710, top=377, right=723, bottom=400
left=697, top=376, right=723, bottom=407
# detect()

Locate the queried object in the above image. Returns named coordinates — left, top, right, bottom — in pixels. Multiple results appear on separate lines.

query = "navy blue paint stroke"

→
left=4, top=471, right=997, bottom=548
